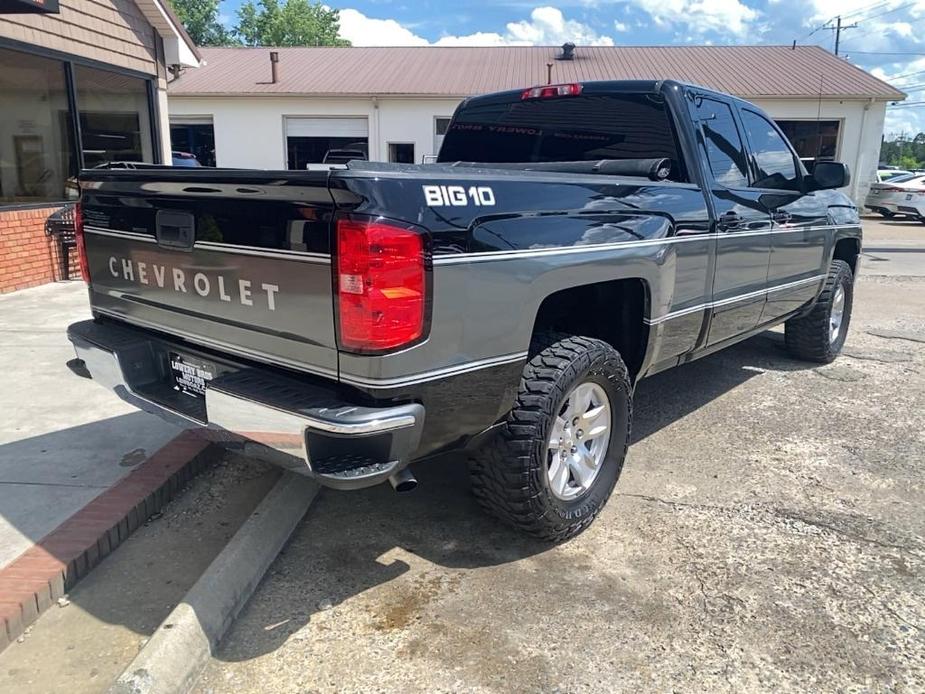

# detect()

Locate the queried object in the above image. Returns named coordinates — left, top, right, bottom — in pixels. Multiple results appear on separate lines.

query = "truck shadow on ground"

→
left=3, top=329, right=818, bottom=663
left=207, top=327, right=821, bottom=662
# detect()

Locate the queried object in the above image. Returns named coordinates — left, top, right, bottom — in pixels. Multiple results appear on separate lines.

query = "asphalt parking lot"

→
left=192, top=217, right=925, bottom=693
left=1, top=216, right=923, bottom=693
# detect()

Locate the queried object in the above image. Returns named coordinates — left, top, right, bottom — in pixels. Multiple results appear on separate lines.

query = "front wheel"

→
left=879, top=210, right=896, bottom=219
left=467, top=334, right=632, bottom=542
left=785, top=259, right=854, bottom=363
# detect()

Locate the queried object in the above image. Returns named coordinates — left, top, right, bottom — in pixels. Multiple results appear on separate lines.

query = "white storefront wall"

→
left=169, top=94, right=887, bottom=202
left=169, top=96, right=461, bottom=169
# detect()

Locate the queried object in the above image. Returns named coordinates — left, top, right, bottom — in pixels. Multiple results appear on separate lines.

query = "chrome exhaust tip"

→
left=388, top=467, right=417, bottom=493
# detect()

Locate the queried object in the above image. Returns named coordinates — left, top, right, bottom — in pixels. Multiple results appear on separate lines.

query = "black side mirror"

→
left=809, top=161, right=850, bottom=191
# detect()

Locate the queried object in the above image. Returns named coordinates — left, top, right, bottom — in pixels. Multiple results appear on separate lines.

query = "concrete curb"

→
left=0, top=430, right=221, bottom=652
left=110, top=472, right=319, bottom=694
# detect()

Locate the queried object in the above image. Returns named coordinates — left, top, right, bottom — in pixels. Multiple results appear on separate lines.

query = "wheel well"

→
left=531, top=279, right=649, bottom=380
left=834, top=237, right=861, bottom=274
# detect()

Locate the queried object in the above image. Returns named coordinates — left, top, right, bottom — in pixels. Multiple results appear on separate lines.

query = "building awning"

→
left=134, top=0, right=203, bottom=69
left=0, top=0, right=59, bottom=13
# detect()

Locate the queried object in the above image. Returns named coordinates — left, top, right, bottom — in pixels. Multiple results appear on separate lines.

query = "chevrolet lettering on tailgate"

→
left=106, top=256, right=280, bottom=310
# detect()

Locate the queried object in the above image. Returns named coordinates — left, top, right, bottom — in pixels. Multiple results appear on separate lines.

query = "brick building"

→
left=0, top=0, right=200, bottom=292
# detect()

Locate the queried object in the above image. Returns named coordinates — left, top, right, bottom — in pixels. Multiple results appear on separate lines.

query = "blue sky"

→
left=217, top=0, right=925, bottom=136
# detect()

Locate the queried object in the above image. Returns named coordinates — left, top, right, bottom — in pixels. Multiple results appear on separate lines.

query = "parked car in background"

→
left=865, top=173, right=925, bottom=221
left=877, top=169, right=912, bottom=182
left=322, top=148, right=368, bottom=164
left=171, top=151, right=201, bottom=167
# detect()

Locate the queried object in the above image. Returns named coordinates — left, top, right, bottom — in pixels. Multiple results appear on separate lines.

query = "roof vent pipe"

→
left=270, top=51, right=279, bottom=84
left=557, top=42, right=576, bottom=60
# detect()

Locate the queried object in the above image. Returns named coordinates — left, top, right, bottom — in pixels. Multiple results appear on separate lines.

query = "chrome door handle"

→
left=717, top=211, right=743, bottom=231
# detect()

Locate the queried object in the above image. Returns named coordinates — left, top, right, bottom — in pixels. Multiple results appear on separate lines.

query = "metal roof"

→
left=168, top=45, right=904, bottom=101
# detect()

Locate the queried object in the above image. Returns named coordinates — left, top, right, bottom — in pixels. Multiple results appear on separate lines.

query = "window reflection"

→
left=73, top=64, right=154, bottom=168
left=0, top=48, right=73, bottom=204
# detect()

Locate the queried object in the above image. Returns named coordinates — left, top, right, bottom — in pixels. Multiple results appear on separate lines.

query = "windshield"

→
left=883, top=172, right=917, bottom=183
left=438, top=92, right=687, bottom=182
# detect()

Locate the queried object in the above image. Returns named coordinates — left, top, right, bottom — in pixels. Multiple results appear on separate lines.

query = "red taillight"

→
left=336, top=217, right=427, bottom=352
left=521, top=83, right=583, bottom=100
left=74, top=203, right=90, bottom=283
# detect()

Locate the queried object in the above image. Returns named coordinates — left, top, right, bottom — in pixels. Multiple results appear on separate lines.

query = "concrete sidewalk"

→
left=0, top=282, right=180, bottom=570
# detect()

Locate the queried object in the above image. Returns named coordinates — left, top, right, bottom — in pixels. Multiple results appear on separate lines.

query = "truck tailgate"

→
left=80, top=171, right=338, bottom=379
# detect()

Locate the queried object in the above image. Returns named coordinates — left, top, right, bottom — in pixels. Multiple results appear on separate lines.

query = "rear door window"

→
left=693, top=97, right=749, bottom=188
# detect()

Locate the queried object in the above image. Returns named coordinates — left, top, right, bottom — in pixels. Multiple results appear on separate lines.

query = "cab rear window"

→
left=438, top=93, right=688, bottom=182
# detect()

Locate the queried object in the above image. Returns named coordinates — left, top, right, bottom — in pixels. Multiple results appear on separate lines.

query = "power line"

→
left=799, top=0, right=884, bottom=49
left=891, top=69, right=925, bottom=82
left=839, top=0, right=893, bottom=20
left=836, top=2, right=921, bottom=50
left=852, top=0, right=918, bottom=22
left=846, top=50, right=925, bottom=56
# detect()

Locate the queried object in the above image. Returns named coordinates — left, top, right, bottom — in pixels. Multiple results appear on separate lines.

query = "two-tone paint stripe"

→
left=340, top=274, right=827, bottom=385
left=431, top=223, right=856, bottom=266
left=84, top=227, right=331, bottom=264
left=644, top=275, right=826, bottom=326
left=338, top=351, right=530, bottom=389
left=88, top=222, right=855, bottom=267
left=87, top=223, right=851, bottom=389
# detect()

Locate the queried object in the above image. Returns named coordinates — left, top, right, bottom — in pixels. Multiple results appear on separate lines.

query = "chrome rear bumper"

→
left=67, top=319, right=424, bottom=490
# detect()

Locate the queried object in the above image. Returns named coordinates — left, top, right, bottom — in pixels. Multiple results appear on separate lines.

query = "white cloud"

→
left=628, top=0, right=759, bottom=37
left=338, top=9, right=429, bottom=46
left=434, top=32, right=510, bottom=46
left=614, top=21, right=629, bottom=32
left=501, top=7, right=615, bottom=45
left=872, top=58, right=925, bottom=137
left=338, top=7, right=614, bottom=47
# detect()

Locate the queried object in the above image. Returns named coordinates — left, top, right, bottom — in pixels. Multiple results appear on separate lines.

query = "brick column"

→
left=0, top=206, right=77, bottom=293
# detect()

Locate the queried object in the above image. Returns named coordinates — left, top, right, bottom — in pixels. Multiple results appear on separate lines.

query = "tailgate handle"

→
left=155, top=210, right=196, bottom=250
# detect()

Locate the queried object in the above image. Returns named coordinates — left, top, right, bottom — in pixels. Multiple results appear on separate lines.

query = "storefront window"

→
left=0, top=46, right=157, bottom=207
left=776, top=120, right=840, bottom=162
left=0, top=48, right=74, bottom=204
left=73, top=64, right=154, bottom=168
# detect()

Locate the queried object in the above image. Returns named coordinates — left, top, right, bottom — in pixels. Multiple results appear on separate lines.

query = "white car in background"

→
left=864, top=172, right=925, bottom=222
left=877, top=169, right=912, bottom=182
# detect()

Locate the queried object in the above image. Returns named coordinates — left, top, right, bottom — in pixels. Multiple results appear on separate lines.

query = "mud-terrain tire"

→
left=785, top=259, right=854, bottom=363
left=467, top=334, right=632, bottom=542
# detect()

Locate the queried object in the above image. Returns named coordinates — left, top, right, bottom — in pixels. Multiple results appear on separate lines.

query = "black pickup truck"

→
left=67, top=80, right=861, bottom=541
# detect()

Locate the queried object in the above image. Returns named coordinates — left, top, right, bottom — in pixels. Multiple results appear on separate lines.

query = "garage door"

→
left=284, top=117, right=368, bottom=138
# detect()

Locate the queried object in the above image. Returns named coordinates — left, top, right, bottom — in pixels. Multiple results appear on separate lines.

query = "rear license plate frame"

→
left=169, top=351, right=216, bottom=399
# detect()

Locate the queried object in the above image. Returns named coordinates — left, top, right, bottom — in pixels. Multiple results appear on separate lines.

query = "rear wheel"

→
left=784, top=259, right=853, bottom=363
left=467, top=334, right=631, bottom=542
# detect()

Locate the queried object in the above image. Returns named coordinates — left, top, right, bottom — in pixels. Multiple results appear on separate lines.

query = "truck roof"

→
left=458, top=78, right=749, bottom=110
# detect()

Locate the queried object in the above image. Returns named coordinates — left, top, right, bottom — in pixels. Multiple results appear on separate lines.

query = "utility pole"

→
left=830, top=15, right=858, bottom=56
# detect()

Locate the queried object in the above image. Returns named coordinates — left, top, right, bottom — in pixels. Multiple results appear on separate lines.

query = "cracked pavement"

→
left=193, top=217, right=924, bottom=693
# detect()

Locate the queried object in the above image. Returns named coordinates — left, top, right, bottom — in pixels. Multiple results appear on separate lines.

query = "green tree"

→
left=168, top=0, right=236, bottom=46
left=235, top=0, right=349, bottom=47
left=879, top=132, right=925, bottom=169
